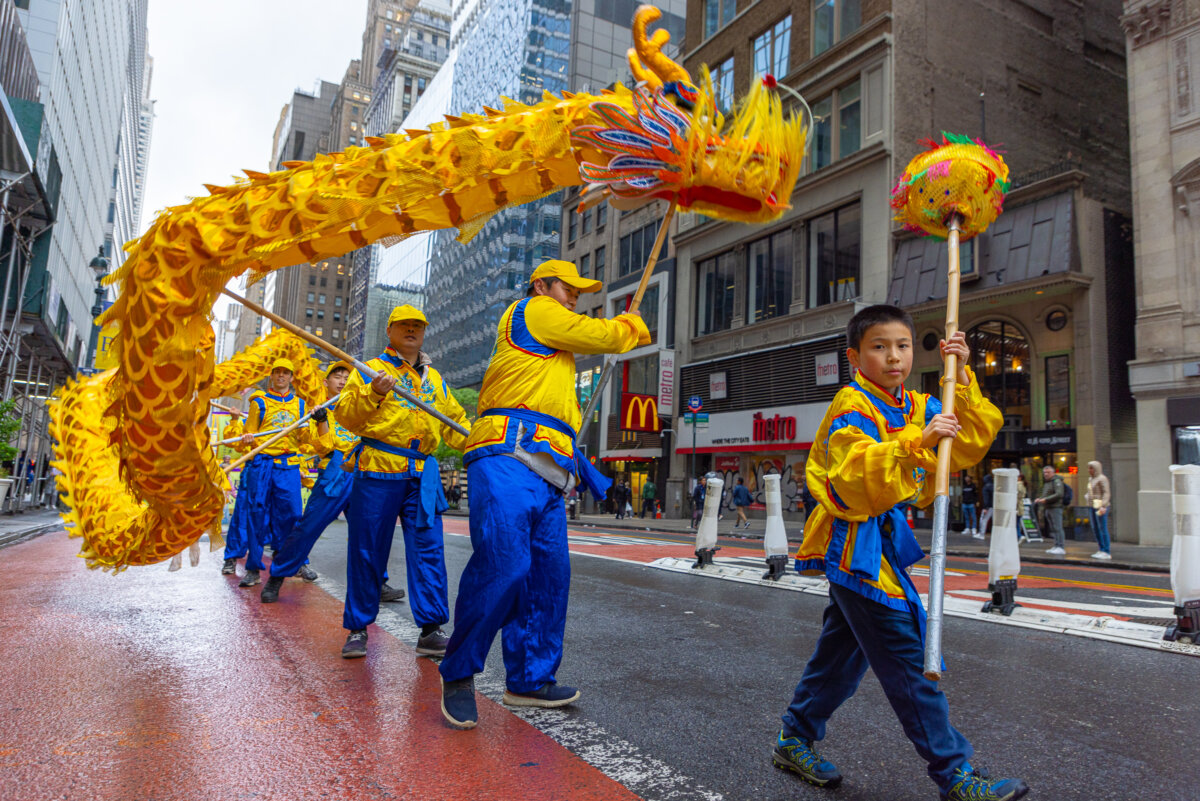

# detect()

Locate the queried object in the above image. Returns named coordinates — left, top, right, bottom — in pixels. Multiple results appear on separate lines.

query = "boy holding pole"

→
left=773, top=305, right=1027, bottom=801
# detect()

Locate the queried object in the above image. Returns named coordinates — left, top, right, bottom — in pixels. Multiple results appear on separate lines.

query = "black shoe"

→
left=260, top=575, right=285, bottom=603
left=238, top=570, right=260, bottom=588
left=416, top=627, right=449, bottom=656
left=502, top=682, right=580, bottom=708
left=772, top=729, right=842, bottom=788
left=221, top=558, right=236, bottom=575
left=380, top=582, right=406, bottom=602
left=441, top=676, right=477, bottom=729
left=296, top=565, right=318, bottom=582
left=342, top=629, right=368, bottom=659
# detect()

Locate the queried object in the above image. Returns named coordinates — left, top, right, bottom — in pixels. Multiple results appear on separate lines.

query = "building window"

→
left=965, top=321, right=1032, bottom=428
left=418, top=77, right=427, bottom=94
left=619, top=219, right=661, bottom=277
left=704, top=0, right=737, bottom=38
left=813, top=0, right=862, bottom=56
left=696, top=251, right=737, bottom=335
left=754, top=16, right=792, bottom=79
left=335, top=296, right=343, bottom=307
left=568, top=210, right=578, bottom=242
left=305, top=325, right=313, bottom=332
left=334, top=312, right=341, bottom=322
left=714, top=57, right=735, bottom=113
left=581, top=208, right=592, bottom=235
left=309, top=275, right=316, bottom=286
left=349, top=136, right=358, bottom=145
left=1175, top=426, right=1200, bottom=466
left=385, top=23, right=392, bottom=32
left=315, top=327, right=323, bottom=337
left=1044, top=353, right=1071, bottom=428
left=318, top=294, right=326, bottom=304
left=747, top=228, right=793, bottom=324
left=809, top=79, right=861, bottom=171
left=320, top=276, right=327, bottom=287
left=596, top=203, right=608, bottom=229
left=336, top=279, right=343, bottom=290
left=307, top=291, right=315, bottom=302
left=332, top=328, right=340, bottom=339
left=579, top=253, right=590, bottom=277
left=317, top=310, right=325, bottom=320
left=595, top=245, right=606, bottom=280
left=306, top=308, right=313, bottom=318
left=350, top=121, right=358, bottom=131
left=807, top=203, right=861, bottom=307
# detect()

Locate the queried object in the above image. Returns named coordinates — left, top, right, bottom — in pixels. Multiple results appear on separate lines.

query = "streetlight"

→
left=85, top=246, right=109, bottom=369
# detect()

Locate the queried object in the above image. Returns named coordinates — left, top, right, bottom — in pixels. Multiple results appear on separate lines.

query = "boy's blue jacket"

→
left=795, top=368, right=1002, bottom=613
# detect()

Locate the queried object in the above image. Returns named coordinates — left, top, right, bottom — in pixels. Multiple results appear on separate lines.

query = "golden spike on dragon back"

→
left=50, top=5, right=808, bottom=569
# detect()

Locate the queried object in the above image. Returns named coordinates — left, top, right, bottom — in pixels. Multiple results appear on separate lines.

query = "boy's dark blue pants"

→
left=781, top=583, right=973, bottom=791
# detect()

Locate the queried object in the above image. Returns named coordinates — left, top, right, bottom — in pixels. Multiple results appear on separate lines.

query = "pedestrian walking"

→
left=1085, top=460, right=1112, bottom=560
left=733, top=476, right=752, bottom=529
left=778, top=305, right=1026, bottom=800
left=335, top=305, right=472, bottom=660
left=960, top=474, right=979, bottom=537
left=614, top=480, right=627, bottom=519
left=690, top=474, right=706, bottom=528
left=978, top=473, right=994, bottom=537
left=237, top=359, right=330, bottom=588
left=641, top=477, right=657, bottom=517
left=438, top=259, right=649, bottom=730
left=1015, top=473, right=1029, bottom=543
left=1035, top=465, right=1067, bottom=555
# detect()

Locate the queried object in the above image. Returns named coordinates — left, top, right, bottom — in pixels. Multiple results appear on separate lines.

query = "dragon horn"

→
left=631, top=5, right=689, bottom=87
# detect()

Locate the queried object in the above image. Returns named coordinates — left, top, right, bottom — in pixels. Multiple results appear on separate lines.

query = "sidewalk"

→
left=0, top=507, right=66, bottom=548
left=557, top=512, right=1171, bottom=573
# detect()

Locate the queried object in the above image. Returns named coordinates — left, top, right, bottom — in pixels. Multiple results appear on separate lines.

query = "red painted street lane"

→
left=0, top=531, right=641, bottom=801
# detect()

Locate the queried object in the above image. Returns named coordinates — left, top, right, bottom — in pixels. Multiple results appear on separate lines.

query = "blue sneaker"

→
left=501, top=682, right=581, bottom=708
left=772, top=730, right=842, bottom=788
left=941, top=763, right=1029, bottom=801
left=441, top=676, right=477, bottom=729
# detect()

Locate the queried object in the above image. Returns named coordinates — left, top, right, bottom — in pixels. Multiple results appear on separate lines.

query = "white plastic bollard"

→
left=1165, top=465, right=1200, bottom=643
left=982, top=468, right=1021, bottom=615
left=693, top=477, right=723, bottom=568
left=987, top=469, right=1022, bottom=583
left=762, top=475, right=789, bottom=580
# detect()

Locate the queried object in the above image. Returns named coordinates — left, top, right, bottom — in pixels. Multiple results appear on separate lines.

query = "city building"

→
left=363, top=281, right=424, bottom=357
left=1121, top=0, right=1200, bottom=544
left=662, top=0, right=1132, bottom=531
left=348, top=0, right=453, bottom=356
left=259, top=80, right=340, bottom=340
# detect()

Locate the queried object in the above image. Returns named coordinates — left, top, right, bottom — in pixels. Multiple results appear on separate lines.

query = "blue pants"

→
left=245, top=455, right=303, bottom=572
left=440, top=457, right=569, bottom=694
left=343, top=476, right=448, bottom=631
left=223, top=468, right=253, bottom=560
left=270, top=455, right=354, bottom=578
left=781, top=583, right=973, bottom=792
left=1089, top=508, right=1110, bottom=553
left=961, top=502, right=977, bottom=530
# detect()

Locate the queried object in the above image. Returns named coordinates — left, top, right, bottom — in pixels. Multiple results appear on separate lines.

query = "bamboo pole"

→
left=923, top=212, right=964, bottom=681
left=222, top=288, right=468, bottom=437
left=226, top=394, right=338, bottom=472
left=577, top=201, right=676, bottom=442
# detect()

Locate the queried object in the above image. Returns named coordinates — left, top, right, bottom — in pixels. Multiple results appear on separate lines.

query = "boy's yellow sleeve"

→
left=947, top=367, right=1003, bottom=470
left=335, top=369, right=386, bottom=435
left=300, top=418, right=335, bottom=456
left=524, top=296, right=651, bottom=354
left=826, top=418, right=938, bottom=520
left=222, top=419, right=251, bottom=454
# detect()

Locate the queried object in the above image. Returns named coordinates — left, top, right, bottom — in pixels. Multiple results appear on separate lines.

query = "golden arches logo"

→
left=622, top=393, right=659, bottom=432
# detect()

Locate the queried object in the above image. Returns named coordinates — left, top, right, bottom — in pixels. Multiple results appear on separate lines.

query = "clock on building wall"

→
left=1045, top=310, right=1068, bottom=331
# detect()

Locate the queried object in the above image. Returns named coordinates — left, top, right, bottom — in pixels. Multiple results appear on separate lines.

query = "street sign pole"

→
left=686, top=396, right=703, bottom=516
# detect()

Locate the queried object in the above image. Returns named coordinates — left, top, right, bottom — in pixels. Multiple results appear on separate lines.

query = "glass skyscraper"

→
left=423, top=0, right=571, bottom=389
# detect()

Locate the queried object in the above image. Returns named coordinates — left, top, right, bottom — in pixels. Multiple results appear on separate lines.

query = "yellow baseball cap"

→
left=324, top=360, right=353, bottom=378
left=529, top=259, right=602, bottom=293
left=388, top=304, right=428, bottom=326
left=271, top=358, right=295, bottom=373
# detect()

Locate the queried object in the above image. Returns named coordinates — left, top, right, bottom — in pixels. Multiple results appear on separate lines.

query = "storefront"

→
left=676, top=401, right=828, bottom=521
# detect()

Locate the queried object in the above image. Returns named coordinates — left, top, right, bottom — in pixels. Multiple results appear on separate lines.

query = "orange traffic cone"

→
left=906, top=505, right=915, bottom=530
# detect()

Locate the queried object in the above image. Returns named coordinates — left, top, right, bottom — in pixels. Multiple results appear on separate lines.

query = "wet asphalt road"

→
left=307, top=521, right=1199, bottom=801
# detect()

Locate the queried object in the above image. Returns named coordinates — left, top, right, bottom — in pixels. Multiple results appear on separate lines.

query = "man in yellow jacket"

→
left=335, top=305, right=471, bottom=659
left=238, top=358, right=330, bottom=588
left=438, top=260, right=650, bottom=729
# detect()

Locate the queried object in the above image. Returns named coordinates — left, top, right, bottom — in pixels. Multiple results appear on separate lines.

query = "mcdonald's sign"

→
left=621, top=392, right=659, bottom=433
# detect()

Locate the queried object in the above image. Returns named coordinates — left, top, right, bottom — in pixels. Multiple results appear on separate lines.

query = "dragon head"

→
left=572, top=5, right=808, bottom=224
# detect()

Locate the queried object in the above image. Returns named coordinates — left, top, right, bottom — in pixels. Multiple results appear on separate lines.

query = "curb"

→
left=0, top=522, right=63, bottom=549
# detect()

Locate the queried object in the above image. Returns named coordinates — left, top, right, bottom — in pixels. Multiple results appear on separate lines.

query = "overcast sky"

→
left=141, top=0, right=368, bottom=228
